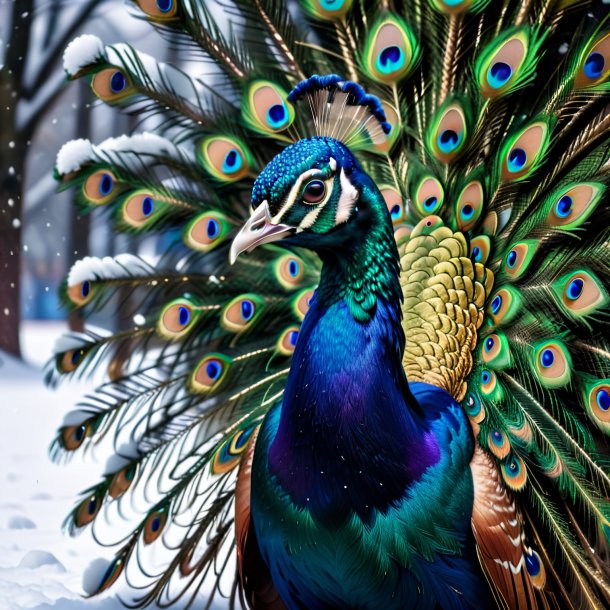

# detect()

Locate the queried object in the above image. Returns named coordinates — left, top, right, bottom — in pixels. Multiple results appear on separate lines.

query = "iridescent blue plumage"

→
left=247, top=136, right=491, bottom=608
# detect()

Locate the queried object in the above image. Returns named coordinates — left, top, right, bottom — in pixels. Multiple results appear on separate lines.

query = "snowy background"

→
left=0, top=1, right=227, bottom=607
left=0, top=322, right=121, bottom=609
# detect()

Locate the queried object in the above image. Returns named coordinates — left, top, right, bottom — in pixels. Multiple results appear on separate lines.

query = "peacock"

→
left=48, top=0, right=610, bottom=607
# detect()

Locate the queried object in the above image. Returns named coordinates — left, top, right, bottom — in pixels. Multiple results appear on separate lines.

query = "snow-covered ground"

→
left=0, top=322, right=121, bottom=609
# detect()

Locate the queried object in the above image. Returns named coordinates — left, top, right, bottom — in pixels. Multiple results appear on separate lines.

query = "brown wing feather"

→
left=235, top=427, right=286, bottom=610
left=471, top=444, right=538, bottom=610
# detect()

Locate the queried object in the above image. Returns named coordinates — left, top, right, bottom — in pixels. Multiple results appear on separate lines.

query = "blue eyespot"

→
left=178, top=306, right=190, bottom=326
left=566, top=278, right=584, bottom=300
left=481, top=370, right=491, bottom=384
left=555, top=195, right=573, bottom=218
left=506, top=456, right=520, bottom=475
left=81, top=281, right=91, bottom=298
left=584, top=52, right=605, bottom=79
left=206, top=219, right=219, bottom=239
left=390, top=204, right=402, bottom=220
left=485, top=337, right=494, bottom=352
left=506, top=249, right=518, bottom=268
left=73, top=424, right=86, bottom=443
left=87, top=496, right=98, bottom=515
left=288, top=330, right=299, bottom=346
left=110, top=71, right=127, bottom=94
left=141, top=196, right=154, bottom=217
left=241, top=299, right=254, bottom=321
left=525, top=552, right=541, bottom=577
left=156, top=0, right=173, bottom=12
left=222, top=149, right=243, bottom=174
left=464, top=392, right=482, bottom=417
left=540, top=348, right=554, bottom=368
left=288, top=259, right=300, bottom=277
left=597, top=389, right=610, bottom=411
left=491, top=430, right=503, bottom=445
left=460, top=204, right=474, bottom=220
left=320, top=0, right=344, bottom=7
left=491, top=295, right=502, bottom=314
left=99, top=173, right=113, bottom=196
left=507, top=148, right=527, bottom=172
left=71, top=350, right=84, bottom=366
left=488, top=62, right=512, bottom=88
left=206, top=360, right=222, bottom=380
left=150, top=516, right=162, bottom=532
left=437, top=129, right=460, bottom=153
left=377, top=46, right=405, bottom=74
left=423, top=196, right=438, bottom=211
left=267, top=103, right=288, bottom=129
left=234, top=428, right=254, bottom=450
left=472, top=246, right=481, bottom=261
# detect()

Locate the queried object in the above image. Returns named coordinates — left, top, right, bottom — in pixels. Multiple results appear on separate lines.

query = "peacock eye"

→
left=303, top=179, right=326, bottom=204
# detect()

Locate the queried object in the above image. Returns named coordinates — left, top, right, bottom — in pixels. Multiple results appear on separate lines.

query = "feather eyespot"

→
left=488, top=429, right=510, bottom=459
left=109, top=464, right=137, bottom=499
left=75, top=493, right=101, bottom=527
left=363, top=16, right=419, bottom=84
left=67, top=280, right=95, bottom=306
left=469, top=235, right=490, bottom=264
left=502, top=241, right=537, bottom=279
left=122, top=192, right=164, bottom=228
left=545, top=183, right=603, bottom=229
left=524, top=549, right=546, bottom=588
left=183, top=212, right=232, bottom=252
left=575, top=32, right=610, bottom=89
left=60, top=423, right=89, bottom=451
left=381, top=186, right=404, bottom=225
left=553, top=269, right=608, bottom=317
left=135, top=0, right=178, bottom=19
left=302, top=0, right=353, bottom=20
left=487, top=287, right=521, bottom=326
left=413, top=176, right=444, bottom=216
left=501, top=454, right=527, bottom=490
left=143, top=508, right=167, bottom=544
left=480, top=369, right=498, bottom=397
left=221, top=294, right=263, bottom=332
left=83, top=170, right=119, bottom=204
left=500, top=122, right=549, bottom=182
left=464, top=392, right=486, bottom=423
left=584, top=381, right=610, bottom=433
left=428, top=102, right=468, bottom=163
left=275, top=255, right=306, bottom=289
left=190, top=354, right=231, bottom=393
left=294, top=288, right=315, bottom=319
left=277, top=326, right=300, bottom=355
left=481, top=332, right=512, bottom=369
left=96, top=556, right=125, bottom=593
left=455, top=181, right=484, bottom=231
left=157, top=299, right=199, bottom=339
left=91, top=68, right=135, bottom=103
left=211, top=427, right=256, bottom=474
left=199, top=136, right=251, bottom=182
left=243, top=81, right=294, bottom=135
left=532, top=341, right=571, bottom=388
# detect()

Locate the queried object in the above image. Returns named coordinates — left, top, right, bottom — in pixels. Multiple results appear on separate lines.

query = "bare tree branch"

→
left=23, top=0, right=100, bottom=99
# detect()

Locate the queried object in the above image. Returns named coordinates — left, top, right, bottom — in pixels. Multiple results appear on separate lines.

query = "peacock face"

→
left=230, top=137, right=363, bottom=262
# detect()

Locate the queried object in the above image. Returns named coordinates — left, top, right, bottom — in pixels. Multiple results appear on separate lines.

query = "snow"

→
left=0, top=323, right=228, bottom=610
left=67, top=254, right=154, bottom=286
left=0, top=322, right=121, bottom=609
left=62, top=35, right=106, bottom=77
left=56, top=139, right=95, bottom=176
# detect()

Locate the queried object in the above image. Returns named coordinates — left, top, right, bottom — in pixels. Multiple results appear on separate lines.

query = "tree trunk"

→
left=0, top=95, right=27, bottom=357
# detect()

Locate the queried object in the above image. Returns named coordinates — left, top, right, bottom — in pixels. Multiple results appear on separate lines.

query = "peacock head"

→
left=229, top=136, right=381, bottom=263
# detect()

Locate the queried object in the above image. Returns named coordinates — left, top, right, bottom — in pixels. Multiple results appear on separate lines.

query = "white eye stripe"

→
left=335, top=169, right=358, bottom=225
left=272, top=168, right=324, bottom=224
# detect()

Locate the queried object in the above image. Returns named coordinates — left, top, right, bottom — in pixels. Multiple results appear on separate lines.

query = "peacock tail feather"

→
left=50, top=0, right=610, bottom=607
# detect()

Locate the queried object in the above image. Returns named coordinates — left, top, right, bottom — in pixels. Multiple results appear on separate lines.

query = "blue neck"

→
left=268, top=189, right=439, bottom=522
